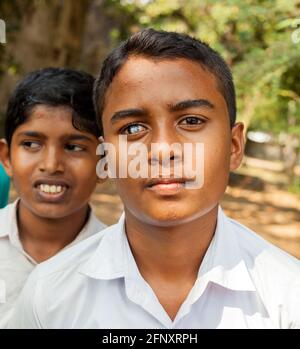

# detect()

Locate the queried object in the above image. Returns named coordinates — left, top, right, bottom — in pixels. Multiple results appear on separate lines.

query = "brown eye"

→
left=22, top=141, right=41, bottom=150
left=180, top=117, right=204, bottom=125
left=65, top=144, right=85, bottom=152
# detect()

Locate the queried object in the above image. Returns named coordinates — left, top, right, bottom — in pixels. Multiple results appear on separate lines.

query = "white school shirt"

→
left=8, top=206, right=300, bottom=329
left=0, top=199, right=106, bottom=328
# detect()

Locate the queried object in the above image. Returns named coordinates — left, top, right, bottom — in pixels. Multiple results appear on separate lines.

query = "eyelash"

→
left=120, top=122, right=148, bottom=135
left=118, top=115, right=206, bottom=136
left=20, top=141, right=85, bottom=152
left=21, top=141, right=41, bottom=150
left=178, top=115, right=206, bottom=125
left=65, top=144, right=85, bottom=152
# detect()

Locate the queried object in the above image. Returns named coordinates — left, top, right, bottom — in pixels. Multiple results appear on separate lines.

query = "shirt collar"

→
left=197, top=206, right=256, bottom=291
left=0, top=199, right=19, bottom=239
left=79, top=206, right=256, bottom=293
left=0, top=199, right=104, bottom=265
left=79, top=213, right=126, bottom=280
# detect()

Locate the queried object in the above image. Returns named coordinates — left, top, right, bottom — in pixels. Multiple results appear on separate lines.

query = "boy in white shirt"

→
left=0, top=68, right=106, bottom=327
left=9, top=29, right=300, bottom=329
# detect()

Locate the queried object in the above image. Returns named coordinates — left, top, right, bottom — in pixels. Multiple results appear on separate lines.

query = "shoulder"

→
left=228, top=216, right=300, bottom=327
left=8, top=223, right=119, bottom=328
left=0, top=201, right=17, bottom=238
left=229, top=217, right=300, bottom=278
left=0, top=201, right=15, bottom=220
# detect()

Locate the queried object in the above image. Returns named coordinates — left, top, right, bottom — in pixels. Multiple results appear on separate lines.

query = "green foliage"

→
left=288, top=176, right=300, bottom=194
left=105, top=0, right=300, bottom=135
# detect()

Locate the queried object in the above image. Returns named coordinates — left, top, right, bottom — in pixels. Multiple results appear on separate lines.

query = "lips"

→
left=146, top=177, right=187, bottom=195
left=33, top=178, right=70, bottom=189
left=146, top=177, right=187, bottom=188
left=33, top=178, right=71, bottom=203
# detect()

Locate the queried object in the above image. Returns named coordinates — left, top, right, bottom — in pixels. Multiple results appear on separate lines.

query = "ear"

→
left=229, top=122, right=244, bottom=171
left=0, top=138, right=13, bottom=178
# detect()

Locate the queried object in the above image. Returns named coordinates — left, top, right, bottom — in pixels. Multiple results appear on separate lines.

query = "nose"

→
left=148, top=125, right=182, bottom=167
left=39, top=146, right=64, bottom=174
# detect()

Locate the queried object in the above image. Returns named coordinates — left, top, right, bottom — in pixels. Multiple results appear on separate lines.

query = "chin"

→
left=141, top=201, right=216, bottom=227
left=142, top=209, right=197, bottom=227
left=31, top=205, right=70, bottom=220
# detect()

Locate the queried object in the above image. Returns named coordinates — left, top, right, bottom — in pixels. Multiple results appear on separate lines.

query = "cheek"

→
left=79, top=164, right=97, bottom=180
left=10, top=151, right=38, bottom=178
left=203, top=138, right=231, bottom=190
left=71, top=158, right=98, bottom=186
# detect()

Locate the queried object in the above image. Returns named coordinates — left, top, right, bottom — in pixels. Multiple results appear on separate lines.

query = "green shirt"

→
left=0, top=163, right=10, bottom=208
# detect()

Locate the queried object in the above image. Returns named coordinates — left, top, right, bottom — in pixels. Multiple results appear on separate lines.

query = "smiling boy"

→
left=0, top=68, right=106, bottom=327
left=9, top=30, right=300, bottom=329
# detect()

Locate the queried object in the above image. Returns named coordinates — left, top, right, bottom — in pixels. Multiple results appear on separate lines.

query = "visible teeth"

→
left=39, top=184, right=65, bottom=194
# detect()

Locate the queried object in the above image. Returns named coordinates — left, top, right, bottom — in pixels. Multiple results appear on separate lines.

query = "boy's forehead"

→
left=114, top=56, right=216, bottom=85
left=27, top=105, right=73, bottom=121
left=104, top=56, right=225, bottom=113
left=16, top=105, right=73, bottom=131
left=13, top=105, right=94, bottom=139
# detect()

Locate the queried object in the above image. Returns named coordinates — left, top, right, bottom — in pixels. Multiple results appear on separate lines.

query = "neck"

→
left=125, top=205, right=218, bottom=282
left=17, top=201, right=89, bottom=263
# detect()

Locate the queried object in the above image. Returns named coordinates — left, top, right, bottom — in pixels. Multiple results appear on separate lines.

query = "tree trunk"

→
left=0, top=0, right=91, bottom=118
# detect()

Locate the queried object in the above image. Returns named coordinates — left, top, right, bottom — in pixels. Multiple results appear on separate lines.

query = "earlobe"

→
left=229, top=122, right=245, bottom=171
left=0, top=138, right=13, bottom=178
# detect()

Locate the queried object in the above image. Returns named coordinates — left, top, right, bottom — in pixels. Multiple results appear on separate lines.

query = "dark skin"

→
left=0, top=105, right=101, bottom=262
left=102, top=57, right=244, bottom=320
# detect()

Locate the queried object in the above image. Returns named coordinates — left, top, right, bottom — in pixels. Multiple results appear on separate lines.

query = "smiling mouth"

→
left=33, top=180, right=70, bottom=202
left=38, top=184, right=67, bottom=194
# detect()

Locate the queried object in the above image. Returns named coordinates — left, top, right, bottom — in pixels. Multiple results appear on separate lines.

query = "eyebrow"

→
left=110, top=108, right=146, bottom=124
left=17, top=132, right=94, bottom=142
left=110, top=99, right=214, bottom=124
left=17, top=131, right=44, bottom=138
left=170, top=99, right=215, bottom=112
left=64, top=134, right=94, bottom=143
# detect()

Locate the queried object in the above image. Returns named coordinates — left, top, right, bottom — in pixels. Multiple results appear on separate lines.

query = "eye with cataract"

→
left=121, top=123, right=147, bottom=135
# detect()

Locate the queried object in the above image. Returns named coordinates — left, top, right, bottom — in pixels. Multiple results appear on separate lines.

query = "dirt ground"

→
left=222, top=184, right=300, bottom=259
left=9, top=172, right=300, bottom=259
